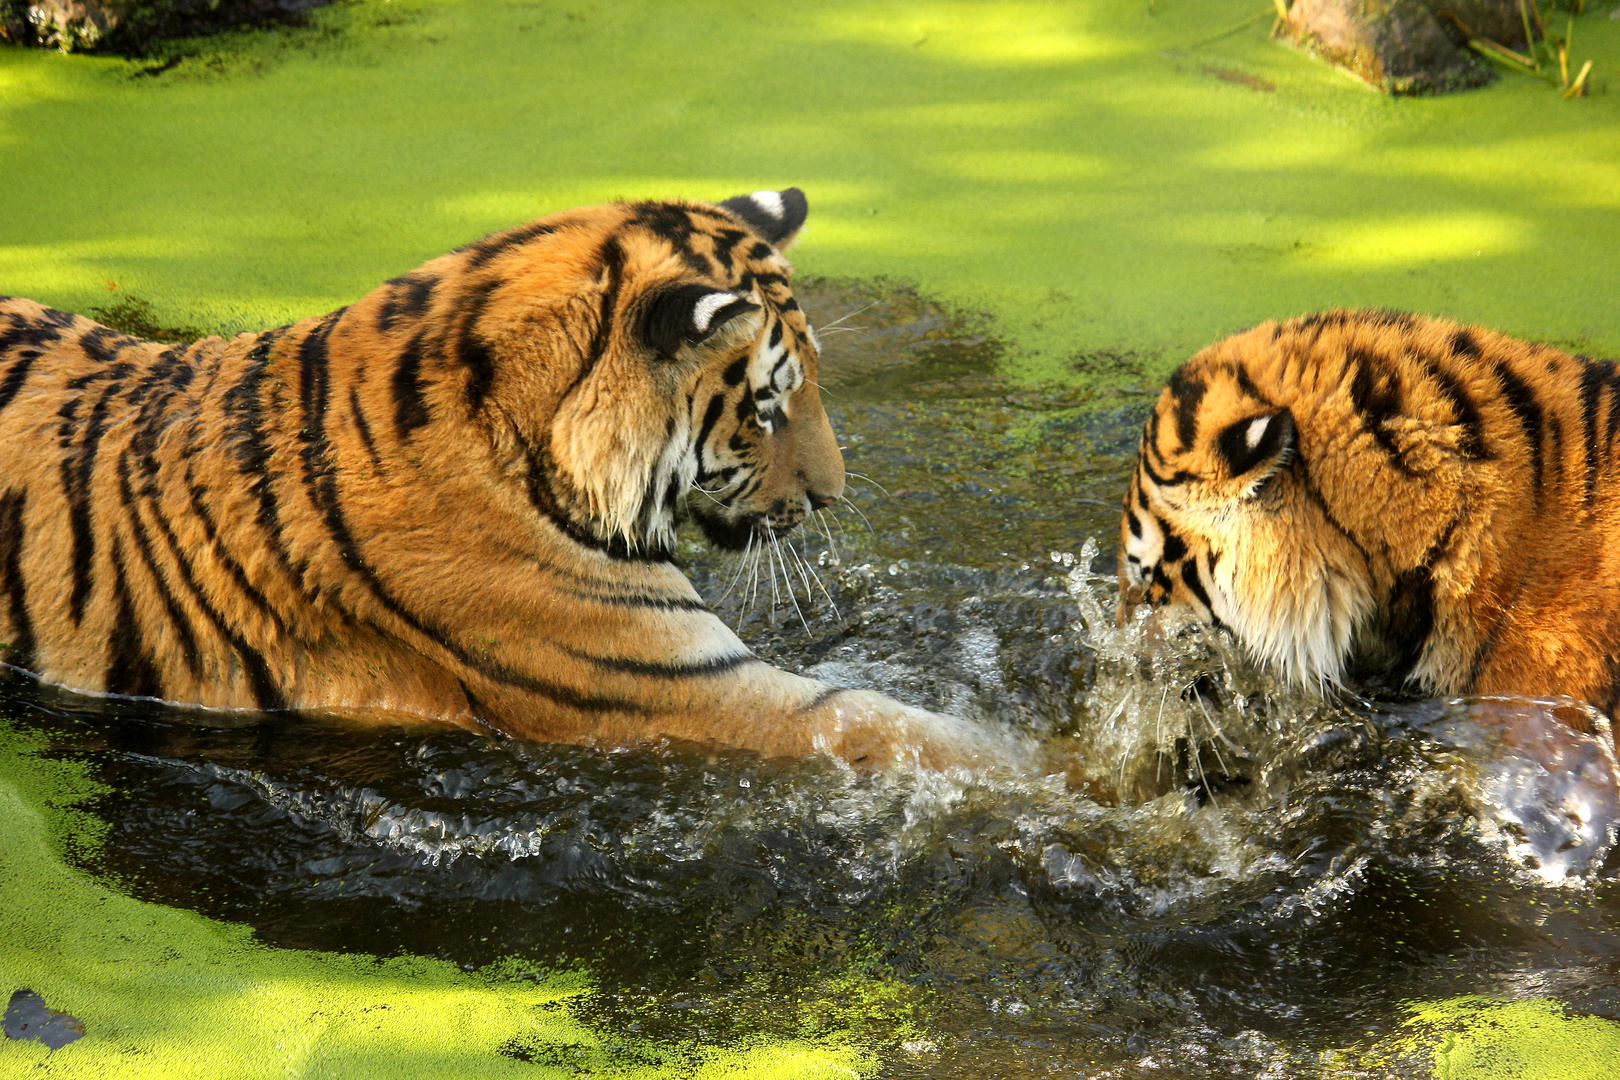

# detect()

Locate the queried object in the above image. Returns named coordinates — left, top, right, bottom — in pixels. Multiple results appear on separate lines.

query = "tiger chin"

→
left=0, top=189, right=1023, bottom=773
left=1118, top=309, right=1620, bottom=727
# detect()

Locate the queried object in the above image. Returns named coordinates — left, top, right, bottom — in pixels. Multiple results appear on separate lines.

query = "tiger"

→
left=1117, top=309, right=1620, bottom=722
left=0, top=189, right=1021, bottom=771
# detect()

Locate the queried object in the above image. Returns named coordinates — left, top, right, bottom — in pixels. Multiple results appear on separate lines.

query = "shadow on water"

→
left=5, top=279, right=1620, bottom=1077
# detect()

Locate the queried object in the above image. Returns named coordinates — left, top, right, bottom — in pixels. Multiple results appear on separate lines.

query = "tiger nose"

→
left=807, top=490, right=836, bottom=511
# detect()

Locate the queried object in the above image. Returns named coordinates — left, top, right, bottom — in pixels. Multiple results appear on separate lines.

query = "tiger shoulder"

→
left=1118, top=309, right=1620, bottom=718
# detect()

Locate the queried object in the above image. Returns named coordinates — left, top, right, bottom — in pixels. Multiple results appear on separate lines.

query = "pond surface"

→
left=6, top=283, right=1620, bottom=1078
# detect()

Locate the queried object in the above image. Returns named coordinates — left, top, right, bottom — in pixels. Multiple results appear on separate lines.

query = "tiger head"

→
left=1116, top=349, right=1378, bottom=687
left=406, top=189, right=843, bottom=559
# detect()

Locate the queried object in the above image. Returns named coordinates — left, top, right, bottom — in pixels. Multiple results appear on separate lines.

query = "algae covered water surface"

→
left=6, top=1, right=1620, bottom=1077
left=3, top=0, right=1620, bottom=378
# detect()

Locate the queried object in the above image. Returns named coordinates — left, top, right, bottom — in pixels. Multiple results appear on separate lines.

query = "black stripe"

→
left=1167, top=369, right=1206, bottom=449
left=78, top=326, right=136, bottom=364
left=224, top=327, right=300, bottom=573
left=523, top=447, right=670, bottom=562
left=0, top=491, right=35, bottom=669
left=128, top=459, right=286, bottom=709
left=1604, top=367, right=1620, bottom=456
left=711, top=228, right=747, bottom=272
left=694, top=392, right=726, bottom=467
left=1161, top=530, right=1187, bottom=563
left=794, top=685, right=845, bottom=715
left=1416, top=353, right=1487, bottom=460
left=0, top=309, right=68, bottom=355
left=1230, top=363, right=1268, bottom=404
left=1138, top=455, right=1196, bottom=488
left=1179, top=558, right=1214, bottom=616
left=115, top=455, right=204, bottom=679
left=0, top=349, right=39, bottom=414
left=1451, top=329, right=1481, bottom=360
left=462, top=221, right=556, bottom=269
left=457, top=281, right=500, bottom=412
left=558, top=645, right=756, bottom=678
left=1348, top=351, right=1415, bottom=475
left=1494, top=362, right=1544, bottom=501
left=392, top=331, right=431, bottom=440
left=1598, top=658, right=1620, bottom=719
left=104, top=537, right=164, bottom=700
left=581, top=239, right=626, bottom=381
left=578, top=592, right=711, bottom=612
left=377, top=272, right=439, bottom=332
left=1577, top=358, right=1613, bottom=505
left=185, top=475, right=290, bottom=640
left=627, top=203, right=708, bottom=273
left=60, top=362, right=134, bottom=624
left=350, top=386, right=384, bottom=470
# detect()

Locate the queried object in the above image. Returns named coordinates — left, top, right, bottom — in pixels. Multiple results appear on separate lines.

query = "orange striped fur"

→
left=1119, top=310, right=1620, bottom=719
left=0, top=191, right=1016, bottom=770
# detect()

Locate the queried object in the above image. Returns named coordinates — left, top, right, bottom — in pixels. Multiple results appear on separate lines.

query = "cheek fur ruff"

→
left=1209, top=514, right=1376, bottom=689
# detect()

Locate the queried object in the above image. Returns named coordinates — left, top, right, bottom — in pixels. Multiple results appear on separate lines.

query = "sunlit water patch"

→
left=5, top=282, right=1620, bottom=1077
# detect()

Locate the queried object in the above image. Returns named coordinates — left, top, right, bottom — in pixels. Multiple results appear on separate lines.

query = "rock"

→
left=2, top=989, right=85, bottom=1051
left=0, top=0, right=328, bottom=54
left=1279, top=0, right=1531, bottom=95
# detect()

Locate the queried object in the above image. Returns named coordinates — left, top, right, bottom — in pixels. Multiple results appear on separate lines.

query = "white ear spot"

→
left=691, top=291, right=738, bottom=333
left=748, top=190, right=785, bottom=219
left=1245, top=415, right=1270, bottom=450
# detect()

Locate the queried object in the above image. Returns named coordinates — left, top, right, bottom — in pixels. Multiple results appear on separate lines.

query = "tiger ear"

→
left=1215, top=409, right=1295, bottom=481
left=718, top=188, right=808, bottom=250
left=640, top=284, right=761, bottom=359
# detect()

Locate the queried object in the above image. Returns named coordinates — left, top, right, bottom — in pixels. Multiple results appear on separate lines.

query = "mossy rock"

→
left=0, top=0, right=326, bottom=54
left=1280, top=0, right=1530, bottom=95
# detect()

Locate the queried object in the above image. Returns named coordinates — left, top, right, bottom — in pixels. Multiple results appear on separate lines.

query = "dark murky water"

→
left=6, top=282, right=1620, bottom=1077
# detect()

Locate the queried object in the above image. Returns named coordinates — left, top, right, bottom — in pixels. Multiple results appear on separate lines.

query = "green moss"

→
left=0, top=717, right=874, bottom=1078
left=1333, top=996, right=1620, bottom=1079
left=88, top=291, right=206, bottom=340
left=1, top=0, right=1618, bottom=388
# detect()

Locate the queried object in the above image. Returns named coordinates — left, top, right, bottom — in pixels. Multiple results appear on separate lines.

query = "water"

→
left=6, top=281, right=1620, bottom=1077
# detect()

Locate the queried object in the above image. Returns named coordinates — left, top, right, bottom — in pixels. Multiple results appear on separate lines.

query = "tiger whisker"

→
left=765, top=538, right=781, bottom=626
left=690, top=484, right=728, bottom=509
left=1185, top=706, right=1217, bottom=808
left=1155, top=684, right=1170, bottom=785
left=1191, top=681, right=1231, bottom=777
left=770, top=529, right=811, bottom=634
left=818, top=507, right=848, bottom=551
left=836, top=493, right=876, bottom=536
left=745, top=538, right=764, bottom=619
left=790, top=535, right=838, bottom=620
left=845, top=471, right=891, bottom=496
left=818, top=300, right=878, bottom=330
left=814, top=509, right=842, bottom=563
left=717, top=531, right=755, bottom=604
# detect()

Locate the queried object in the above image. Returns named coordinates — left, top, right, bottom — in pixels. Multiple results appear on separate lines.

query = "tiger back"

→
left=0, top=190, right=1020, bottom=771
left=1118, top=310, right=1620, bottom=717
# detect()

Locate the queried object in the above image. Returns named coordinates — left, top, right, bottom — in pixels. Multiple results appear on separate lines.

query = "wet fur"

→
left=0, top=193, right=1013, bottom=770
left=1119, top=310, right=1620, bottom=717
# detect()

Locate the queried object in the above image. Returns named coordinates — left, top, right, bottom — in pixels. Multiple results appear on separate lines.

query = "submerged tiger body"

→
left=1119, top=309, right=1620, bottom=717
left=0, top=191, right=1014, bottom=769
